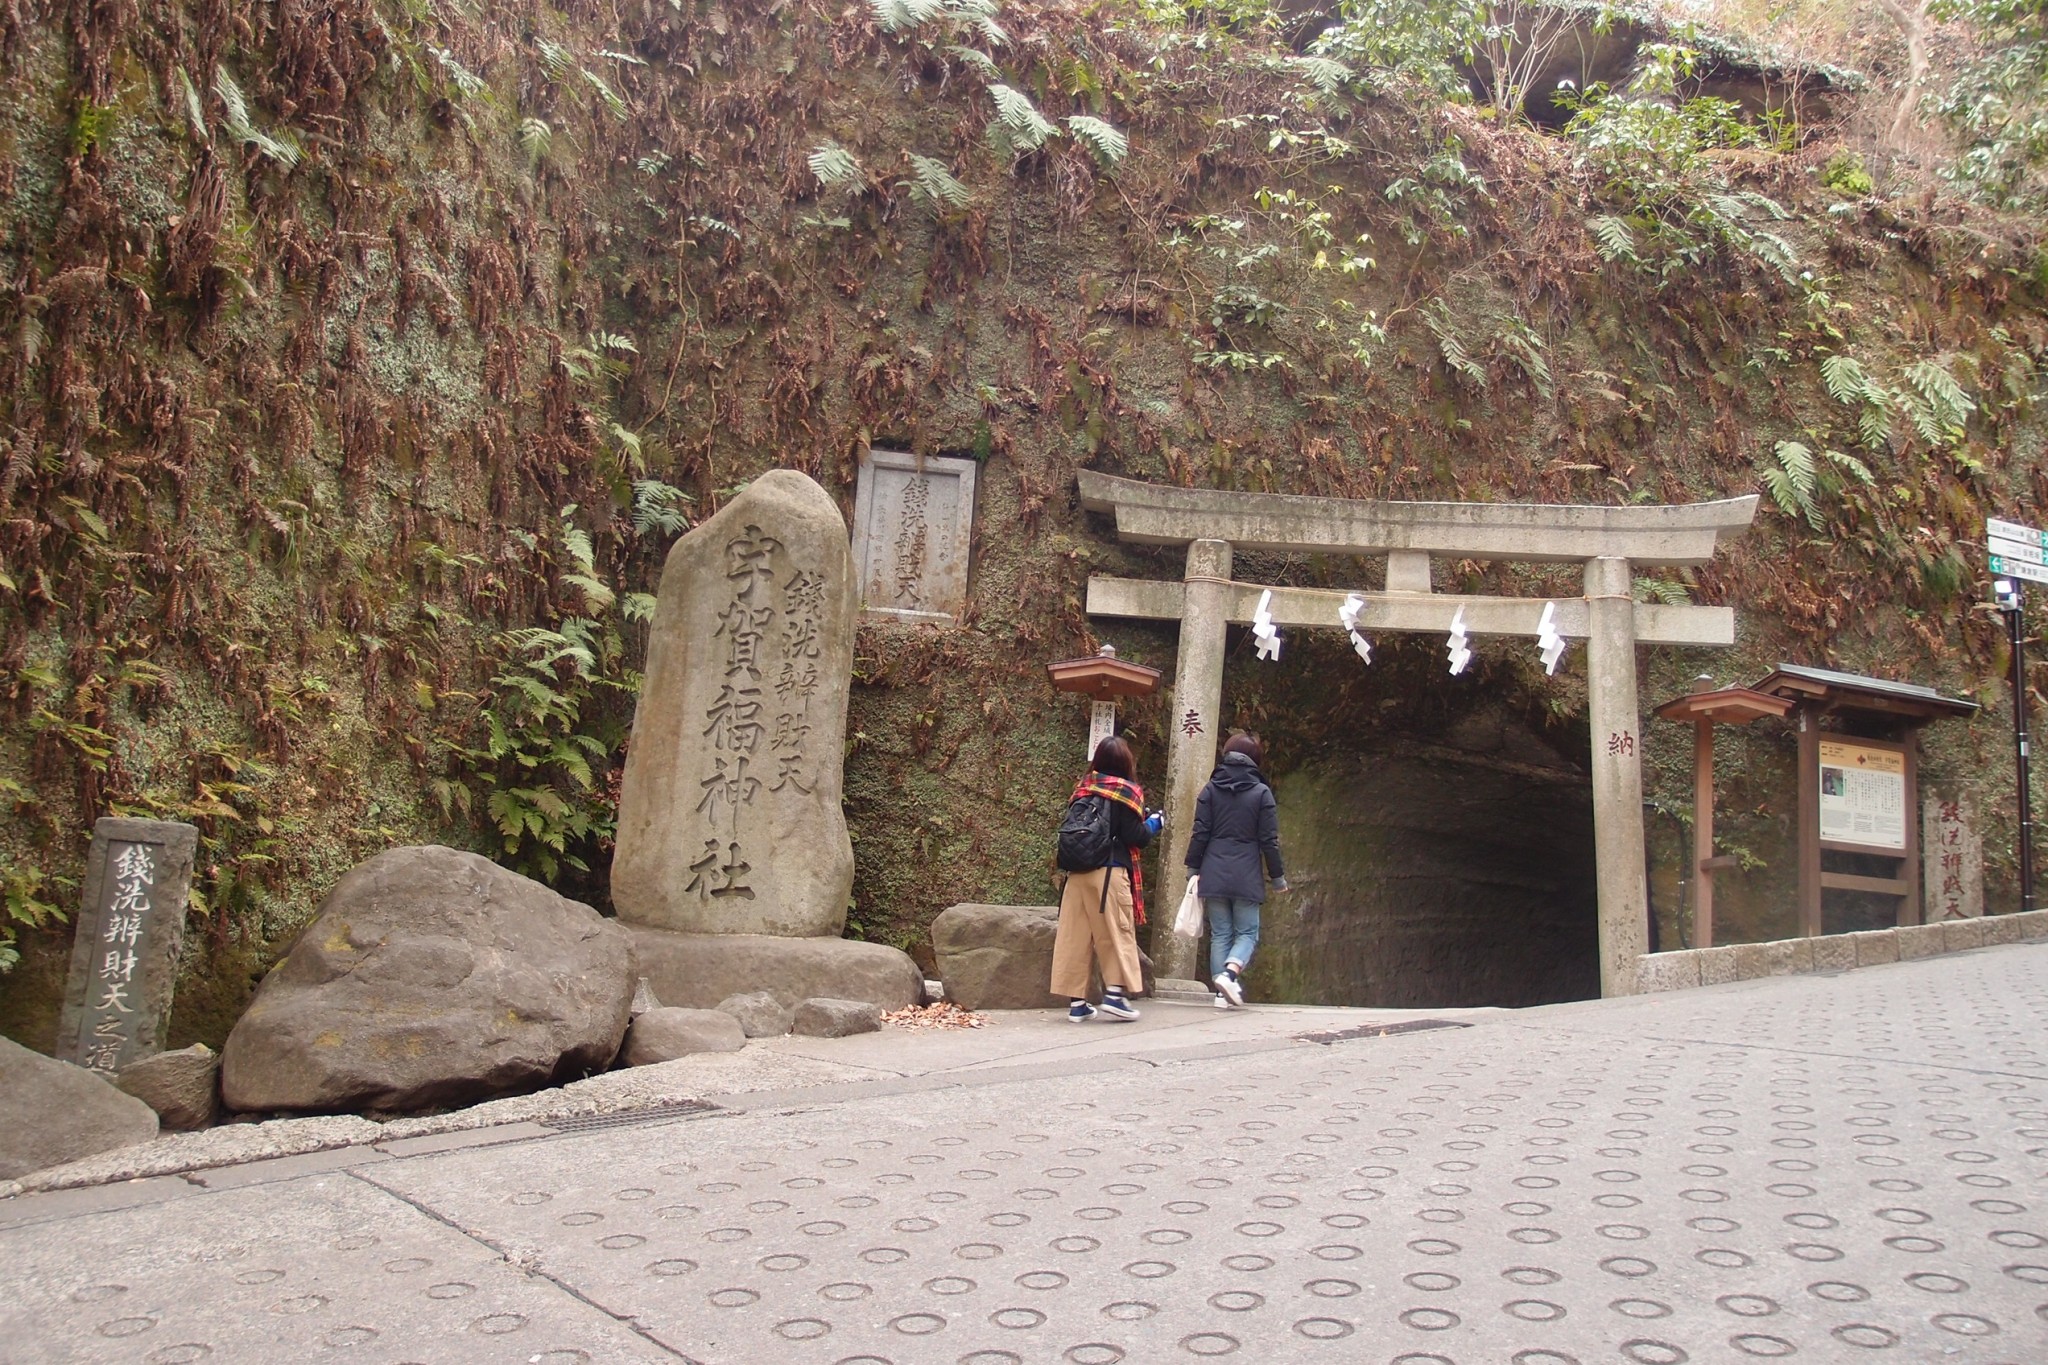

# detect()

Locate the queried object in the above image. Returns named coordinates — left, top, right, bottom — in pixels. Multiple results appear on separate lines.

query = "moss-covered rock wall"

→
left=0, top=0, right=2042, bottom=1041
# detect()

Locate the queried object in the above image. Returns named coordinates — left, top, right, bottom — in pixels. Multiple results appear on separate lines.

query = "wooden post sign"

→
left=56, top=818, right=198, bottom=1075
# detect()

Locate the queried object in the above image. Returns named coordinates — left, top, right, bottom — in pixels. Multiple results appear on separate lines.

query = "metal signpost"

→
left=1988, top=518, right=2039, bottom=912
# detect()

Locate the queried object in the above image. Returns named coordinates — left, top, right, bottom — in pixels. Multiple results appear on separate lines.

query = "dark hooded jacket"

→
left=1184, top=752, right=1284, bottom=903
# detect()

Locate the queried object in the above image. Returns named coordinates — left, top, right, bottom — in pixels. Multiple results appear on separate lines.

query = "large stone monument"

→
left=614, top=470, right=921, bottom=1010
left=56, top=818, right=198, bottom=1075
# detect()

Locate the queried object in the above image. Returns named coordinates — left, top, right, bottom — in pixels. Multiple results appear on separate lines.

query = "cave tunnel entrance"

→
left=1251, top=735, right=1601, bottom=1009
left=1204, top=637, right=1603, bottom=1012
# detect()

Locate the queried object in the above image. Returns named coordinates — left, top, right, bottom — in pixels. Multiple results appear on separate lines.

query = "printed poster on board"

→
left=1818, top=738, right=1906, bottom=850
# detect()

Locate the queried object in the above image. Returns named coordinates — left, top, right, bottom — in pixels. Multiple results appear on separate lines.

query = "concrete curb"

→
left=1634, top=909, right=2048, bottom=993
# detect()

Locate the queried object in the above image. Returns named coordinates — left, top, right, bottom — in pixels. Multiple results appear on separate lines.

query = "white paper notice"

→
left=1817, top=738, right=1906, bottom=850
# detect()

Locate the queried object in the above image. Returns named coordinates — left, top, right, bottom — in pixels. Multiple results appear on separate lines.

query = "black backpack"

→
left=1055, top=794, right=1117, bottom=872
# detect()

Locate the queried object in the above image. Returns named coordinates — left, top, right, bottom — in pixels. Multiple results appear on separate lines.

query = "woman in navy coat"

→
left=1183, top=733, right=1287, bottom=1007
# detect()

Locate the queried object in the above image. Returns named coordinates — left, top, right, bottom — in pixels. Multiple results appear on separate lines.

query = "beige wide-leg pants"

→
left=1050, top=866, right=1145, bottom=1000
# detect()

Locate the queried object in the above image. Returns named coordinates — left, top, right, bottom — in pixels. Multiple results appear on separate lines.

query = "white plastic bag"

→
left=1172, top=876, right=1203, bottom=939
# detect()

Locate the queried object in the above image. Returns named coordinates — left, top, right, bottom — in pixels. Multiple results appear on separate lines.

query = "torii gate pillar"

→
left=1585, top=555, right=1647, bottom=998
left=1158, top=539, right=1231, bottom=984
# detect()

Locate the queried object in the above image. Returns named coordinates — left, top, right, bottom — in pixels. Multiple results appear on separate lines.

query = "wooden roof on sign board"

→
left=1046, top=654, right=1163, bottom=700
left=1653, top=686, right=1795, bottom=726
left=1750, top=663, right=1979, bottom=721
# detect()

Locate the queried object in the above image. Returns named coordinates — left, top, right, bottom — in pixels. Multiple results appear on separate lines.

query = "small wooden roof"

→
left=1047, top=647, right=1162, bottom=701
left=1653, top=686, right=1793, bottom=726
left=1751, top=663, right=1979, bottom=723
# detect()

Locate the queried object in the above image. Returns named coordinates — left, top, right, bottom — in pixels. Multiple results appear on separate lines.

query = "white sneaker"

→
left=1213, top=993, right=1232, bottom=1010
left=1213, top=970, right=1244, bottom=1006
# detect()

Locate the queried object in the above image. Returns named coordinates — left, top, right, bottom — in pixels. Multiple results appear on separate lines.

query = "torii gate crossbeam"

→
left=1077, top=472, right=1759, bottom=999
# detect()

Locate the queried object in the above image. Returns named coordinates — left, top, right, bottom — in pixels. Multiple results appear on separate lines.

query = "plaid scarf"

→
left=1073, top=773, right=1147, bottom=925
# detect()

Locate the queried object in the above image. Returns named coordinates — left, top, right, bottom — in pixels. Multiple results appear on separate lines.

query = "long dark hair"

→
left=1090, top=735, right=1136, bottom=780
left=1221, top=732, right=1265, bottom=767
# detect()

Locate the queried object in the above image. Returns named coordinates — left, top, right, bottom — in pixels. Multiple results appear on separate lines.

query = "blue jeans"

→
left=1206, top=897, right=1261, bottom=978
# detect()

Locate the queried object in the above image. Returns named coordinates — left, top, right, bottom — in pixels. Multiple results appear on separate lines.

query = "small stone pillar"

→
left=1157, top=538, right=1232, bottom=984
left=56, top=818, right=198, bottom=1074
left=1585, top=556, right=1647, bottom=997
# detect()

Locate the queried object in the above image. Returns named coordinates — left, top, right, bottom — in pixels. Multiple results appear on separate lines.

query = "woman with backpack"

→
left=1185, top=732, right=1287, bottom=1008
left=1051, top=735, right=1162, bottom=1022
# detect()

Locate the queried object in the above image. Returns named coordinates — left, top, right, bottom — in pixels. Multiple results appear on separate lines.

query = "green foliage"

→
left=1929, top=0, right=2048, bottom=208
left=69, top=100, right=117, bottom=157
left=871, top=0, right=1008, bottom=45
left=901, top=153, right=972, bottom=212
left=1423, top=299, right=1486, bottom=386
left=1065, top=115, right=1129, bottom=170
left=1819, top=152, right=1872, bottom=196
left=437, top=510, right=643, bottom=882
left=809, top=143, right=866, bottom=192
left=631, top=479, right=694, bottom=537
left=987, top=82, right=1058, bottom=159
left=0, top=853, right=72, bottom=975
left=1313, top=0, right=1479, bottom=100
left=1756, top=438, right=1873, bottom=530
left=195, top=66, right=303, bottom=169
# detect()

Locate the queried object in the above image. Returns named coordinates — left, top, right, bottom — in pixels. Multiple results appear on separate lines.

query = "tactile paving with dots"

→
left=360, top=954, right=2048, bottom=1365
left=0, top=1170, right=675, bottom=1365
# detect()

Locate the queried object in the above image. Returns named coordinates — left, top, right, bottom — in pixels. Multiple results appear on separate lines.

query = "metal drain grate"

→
left=539, top=1100, right=723, bottom=1133
left=1295, top=1019, right=1472, bottom=1046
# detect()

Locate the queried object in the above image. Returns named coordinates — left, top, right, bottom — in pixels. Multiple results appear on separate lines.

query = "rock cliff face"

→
left=0, top=0, right=2041, bottom=1038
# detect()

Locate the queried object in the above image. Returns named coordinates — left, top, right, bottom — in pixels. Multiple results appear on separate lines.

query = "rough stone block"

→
left=621, top=1008, right=746, bottom=1066
left=716, top=990, right=794, bottom=1038
left=792, top=998, right=883, bottom=1038
left=1850, top=930, right=1899, bottom=966
left=0, top=1035, right=157, bottom=1180
left=1632, top=952, right=1700, bottom=994
left=1810, top=934, right=1856, bottom=973
left=1697, top=947, right=1739, bottom=985
left=115, top=1043, right=218, bottom=1131
left=1732, top=943, right=1771, bottom=981
left=1762, top=937, right=1813, bottom=976
left=1938, top=917, right=1989, bottom=953
left=630, top=929, right=921, bottom=1012
left=2013, top=909, right=2048, bottom=941
left=220, top=847, right=633, bottom=1115
left=931, top=903, right=1064, bottom=1010
left=1980, top=913, right=2024, bottom=946
left=1895, top=924, right=1945, bottom=960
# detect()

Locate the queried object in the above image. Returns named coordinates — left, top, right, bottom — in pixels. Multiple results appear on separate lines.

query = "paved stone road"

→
left=5, top=945, right=2045, bottom=1364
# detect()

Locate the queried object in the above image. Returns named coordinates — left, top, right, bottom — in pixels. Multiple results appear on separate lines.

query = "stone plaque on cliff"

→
left=850, top=449, right=976, bottom=623
left=1923, top=794, right=1983, bottom=920
left=613, top=470, right=857, bottom=936
left=56, top=818, right=198, bottom=1075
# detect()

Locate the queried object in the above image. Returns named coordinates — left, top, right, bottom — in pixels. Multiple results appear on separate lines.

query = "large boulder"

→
left=631, top=929, right=922, bottom=1011
left=932, top=904, right=1066, bottom=1010
left=116, top=1043, right=219, bottom=1131
left=620, top=1008, right=747, bottom=1065
left=0, top=1035, right=158, bottom=1179
left=220, top=847, right=633, bottom=1114
left=792, top=998, right=882, bottom=1038
left=612, top=470, right=858, bottom=936
left=716, top=990, right=794, bottom=1038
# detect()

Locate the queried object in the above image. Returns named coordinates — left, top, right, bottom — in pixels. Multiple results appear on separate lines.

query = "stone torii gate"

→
left=1078, top=471, right=1760, bottom=999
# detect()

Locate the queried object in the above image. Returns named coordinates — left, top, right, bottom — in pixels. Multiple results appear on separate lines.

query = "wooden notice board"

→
left=1804, top=733, right=1920, bottom=931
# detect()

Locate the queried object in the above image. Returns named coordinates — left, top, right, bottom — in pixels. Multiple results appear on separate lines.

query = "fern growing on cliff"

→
left=1066, top=116, right=1128, bottom=170
left=902, top=154, right=971, bottom=212
left=988, top=83, right=1057, bottom=159
left=1757, top=439, right=1873, bottom=530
